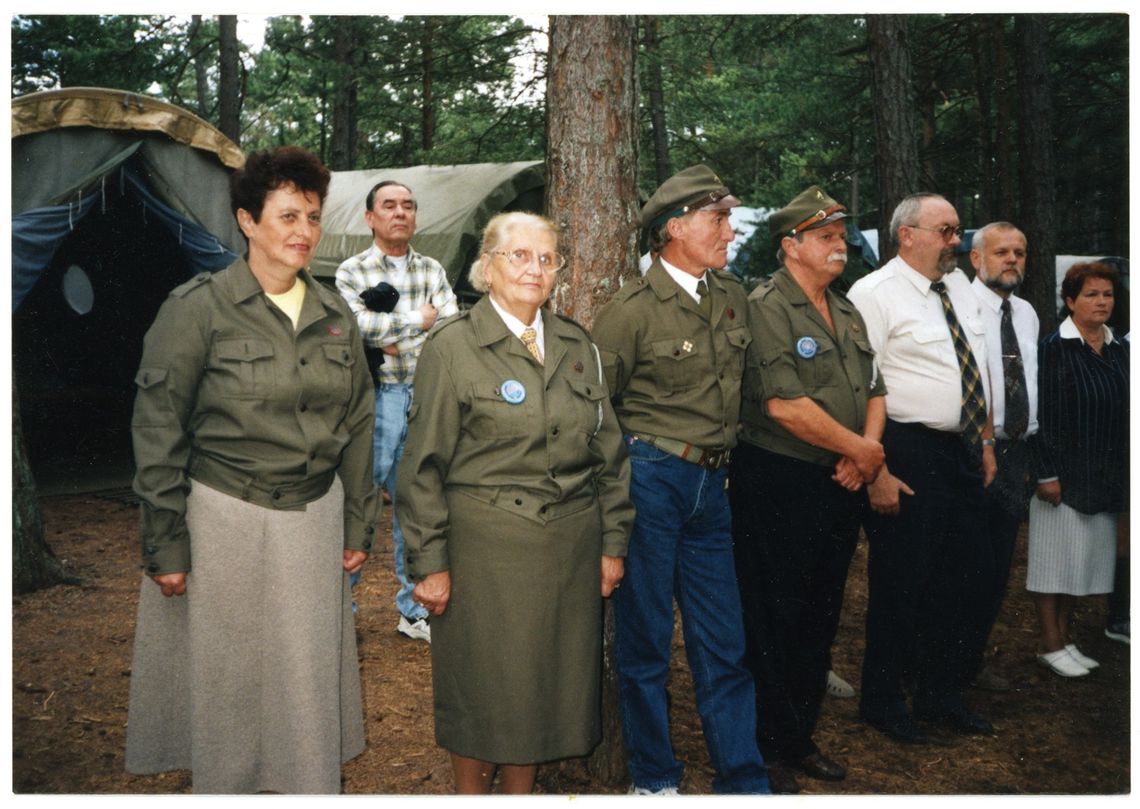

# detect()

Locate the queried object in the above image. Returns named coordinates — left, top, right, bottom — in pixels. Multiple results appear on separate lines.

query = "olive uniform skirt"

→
left=125, top=478, right=365, bottom=793
left=431, top=489, right=604, bottom=763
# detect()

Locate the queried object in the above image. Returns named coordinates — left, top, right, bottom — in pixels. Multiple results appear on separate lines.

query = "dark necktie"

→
left=931, top=281, right=988, bottom=461
left=1000, top=299, right=1029, bottom=440
left=696, top=278, right=711, bottom=320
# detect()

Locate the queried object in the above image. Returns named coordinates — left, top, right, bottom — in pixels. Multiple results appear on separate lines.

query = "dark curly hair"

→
left=230, top=146, right=331, bottom=223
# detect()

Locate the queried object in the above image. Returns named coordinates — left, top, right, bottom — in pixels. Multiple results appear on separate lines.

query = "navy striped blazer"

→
left=1035, top=321, right=1129, bottom=515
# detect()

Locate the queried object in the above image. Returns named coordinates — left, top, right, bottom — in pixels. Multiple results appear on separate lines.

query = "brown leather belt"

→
left=633, top=434, right=731, bottom=470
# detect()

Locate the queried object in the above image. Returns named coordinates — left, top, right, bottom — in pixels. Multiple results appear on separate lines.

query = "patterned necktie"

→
left=520, top=327, right=543, bottom=365
left=930, top=281, right=988, bottom=461
left=1000, top=298, right=1029, bottom=440
left=696, top=278, right=711, bottom=320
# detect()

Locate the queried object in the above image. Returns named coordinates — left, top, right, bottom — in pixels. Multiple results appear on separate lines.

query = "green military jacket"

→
left=397, top=296, right=635, bottom=579
left=591, top=259, right=751, bottom=450
left=131, top=259, right=379, bottom=575
left=740, top=266, right=886, bottom=466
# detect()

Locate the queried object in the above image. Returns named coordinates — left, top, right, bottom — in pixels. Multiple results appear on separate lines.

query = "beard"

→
left=980, top=261, right=1024, bottom=293
left=935, top=249, right=957, bottom=276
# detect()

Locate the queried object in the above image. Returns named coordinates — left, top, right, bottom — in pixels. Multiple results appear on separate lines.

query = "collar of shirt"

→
left=365, top=242, right=412, bottom=272
left=1059, top=314, right=1115, bottom=345
left=969, top=275, right=1010, bottom=314
left=659, top=257, right=706, bottom=303
left=893, top=255, right=940, bottom=296
left=488, top=293, right=545, bottom=349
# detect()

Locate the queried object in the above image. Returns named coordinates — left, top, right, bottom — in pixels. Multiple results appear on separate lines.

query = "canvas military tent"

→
left=312, top=160, right=544, bottom=299
left=11, top=87, right=245, bottom=488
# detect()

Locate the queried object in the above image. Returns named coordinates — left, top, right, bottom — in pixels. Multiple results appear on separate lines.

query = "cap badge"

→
left=499, top=379, right=527, bottom=404
left=796, top=336, right=818, bottom=359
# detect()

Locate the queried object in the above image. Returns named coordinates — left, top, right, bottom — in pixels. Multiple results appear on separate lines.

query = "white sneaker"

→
left=826, top=669, right=856, bottom=698
left=628, top=785, right=679, bottom=795
left=1065, top=644, right=1099, bottom=669
left=1037, top=648, right=1089, bottom=677
left=397, top=615, right=431, bottom=643
left=1105, top=621, right=1130, bottom=644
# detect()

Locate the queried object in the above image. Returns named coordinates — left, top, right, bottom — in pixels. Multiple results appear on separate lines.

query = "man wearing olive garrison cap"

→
left=592, top=165, right=770, bottom=795
left=731, top=186, right=886, bottom=792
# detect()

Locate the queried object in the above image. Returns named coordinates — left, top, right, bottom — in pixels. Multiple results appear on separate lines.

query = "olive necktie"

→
left=696, top=278, right=711, bottom=320
left=1000, top=299, right=1029, bottom=440
left=930, top=281, right=987, bottom=462
left=520, top=327, right=543, bottom=365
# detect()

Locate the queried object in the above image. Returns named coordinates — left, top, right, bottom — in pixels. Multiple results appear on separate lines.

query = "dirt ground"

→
left=11, top=492, right=1132, bottom=795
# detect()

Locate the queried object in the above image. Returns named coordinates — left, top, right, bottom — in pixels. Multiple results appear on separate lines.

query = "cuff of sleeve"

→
left=343, top=514, right=376, bottom=554
left=602, top=531, right=630, bottom=559
left=406, top=547, right=449, bottom=583
left=1037, top=476, right=1060, bottom=484
left=139, top=510, right=192, bottom=575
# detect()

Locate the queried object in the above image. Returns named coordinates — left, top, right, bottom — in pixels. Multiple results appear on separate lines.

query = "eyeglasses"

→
left=491, top=248, right=566, bottom=272
left=907, top=224, right=963, bottom=241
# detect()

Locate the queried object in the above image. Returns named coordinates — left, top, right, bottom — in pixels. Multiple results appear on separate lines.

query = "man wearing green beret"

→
left=730, top=186, right=886, bottom=792
left=592, top=165, right=770, bottom=795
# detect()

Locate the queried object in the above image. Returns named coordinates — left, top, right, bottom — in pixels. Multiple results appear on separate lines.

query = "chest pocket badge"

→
left=796, top=336, right=818, bottom=359
left=500, top=379, right=527, bottom=404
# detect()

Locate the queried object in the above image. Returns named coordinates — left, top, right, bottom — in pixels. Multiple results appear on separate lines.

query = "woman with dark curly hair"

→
left=1029, top=262, right=1129, bottom=677
left=125, top=146, right=378, bottom=792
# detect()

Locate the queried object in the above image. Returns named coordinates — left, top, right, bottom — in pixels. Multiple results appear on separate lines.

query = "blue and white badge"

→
left=500, top=379, right=527, bottom=404
left=796, top=336, right=818, bottom=359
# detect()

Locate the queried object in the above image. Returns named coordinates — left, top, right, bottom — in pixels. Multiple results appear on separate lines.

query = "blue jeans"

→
left=613, top=437, right=770, bottom=794
left=373, top=383, right=427, bottom=622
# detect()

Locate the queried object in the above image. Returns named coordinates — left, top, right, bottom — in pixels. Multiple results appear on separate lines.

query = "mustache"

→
left=828, top=253, right=847, bottom=264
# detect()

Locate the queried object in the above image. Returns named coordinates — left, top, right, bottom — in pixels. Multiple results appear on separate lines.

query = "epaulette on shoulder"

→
left=426, top=309, right=471, bottom=340
left=714, top=268, right=744, bottom=285
left=170, top=272, right=213, bottom=298
left=751, top=276, right=777, bottom=301
left=615, top=275, right=650, bottom=300
left=554, top=311, right=589, bottom=334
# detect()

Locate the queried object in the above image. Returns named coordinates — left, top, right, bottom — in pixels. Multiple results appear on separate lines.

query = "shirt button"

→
left=145, top=546, right=158, bottom=555
left=551, top=427, right=560, bottom=436
left=300, top=358, right=308, bottom=366
left=146, top=563, right=159, bottom=573
left=363, top=540, right=373, bottom=550
left=365, top=526, right=375, bottom=535
left=272, top=491, right=282, bottom=500
left=515, top=498, right=523, bottom=506
left=310, top=451, right=317, bottom=460
left=299, top=404, right=308, bottom=412
left=540, top=505, right=548, bottom=514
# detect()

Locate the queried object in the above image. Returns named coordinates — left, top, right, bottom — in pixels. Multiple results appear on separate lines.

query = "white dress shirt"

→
left=970, top=277, right=1040, bottom=440
left=848, top=256, right=992, bottom=432
left=660, top=258, right=706, bottom=303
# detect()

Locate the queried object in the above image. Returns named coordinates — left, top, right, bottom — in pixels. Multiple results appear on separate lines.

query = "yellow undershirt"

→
left=265, top=277, right=307, bottom=329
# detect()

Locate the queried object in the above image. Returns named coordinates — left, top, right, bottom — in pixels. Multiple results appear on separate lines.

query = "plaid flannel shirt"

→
left=334, top=243, right=459, bottom=385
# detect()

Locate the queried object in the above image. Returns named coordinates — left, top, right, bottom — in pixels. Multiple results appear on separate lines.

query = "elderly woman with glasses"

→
left=396, top=212, right=634, bottom=793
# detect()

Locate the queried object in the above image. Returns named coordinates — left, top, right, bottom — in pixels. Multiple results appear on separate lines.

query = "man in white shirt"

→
left=968, top=222, right=1039, bottom=691
left=848, top=193, right=997, bottom=744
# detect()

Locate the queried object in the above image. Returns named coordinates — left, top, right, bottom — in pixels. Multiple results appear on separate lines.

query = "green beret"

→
left=768, top=185, right=848, bottom=243
left=640, top=164, right=741, bottom=230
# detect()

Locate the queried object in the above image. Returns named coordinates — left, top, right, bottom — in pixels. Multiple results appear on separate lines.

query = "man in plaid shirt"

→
left=336, top=181, right=459, bottom=642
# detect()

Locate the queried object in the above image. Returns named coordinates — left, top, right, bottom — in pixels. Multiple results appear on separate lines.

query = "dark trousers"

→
left=730, top=441, right=861, bottom=762
left=859, top=420, right=992, bottom=721
left=967, top=438, right=1027, bottom=680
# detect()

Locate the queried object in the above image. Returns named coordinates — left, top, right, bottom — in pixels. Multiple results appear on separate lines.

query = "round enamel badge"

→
left=500, top=379, right=527, bottom=404
left=796, top=336, right=818, bottom=359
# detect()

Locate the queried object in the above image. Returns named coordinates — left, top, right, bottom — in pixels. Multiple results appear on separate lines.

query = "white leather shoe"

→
left=1065, top=644, right=1099, bottom=669
left=826, top=670, right=856, bottom=698
left=1037, top=648, right=1090, bottom=677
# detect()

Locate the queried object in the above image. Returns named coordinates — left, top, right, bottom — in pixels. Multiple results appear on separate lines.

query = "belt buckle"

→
left=703, top=448, right=729, bottom=470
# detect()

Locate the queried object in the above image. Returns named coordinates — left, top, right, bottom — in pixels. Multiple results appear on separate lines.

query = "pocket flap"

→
left=215, top=337, right=275, bottom=362
left=134, top=367, right=168, bottom=389
left=322, top=343, right=355, bottom=366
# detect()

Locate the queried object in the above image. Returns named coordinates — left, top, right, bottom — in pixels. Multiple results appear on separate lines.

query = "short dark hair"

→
left=1061, top=261, right=1120, bottom=305
left=366, top=181, right=416, bottom=212
left=230, top=146, right=330, bottom=223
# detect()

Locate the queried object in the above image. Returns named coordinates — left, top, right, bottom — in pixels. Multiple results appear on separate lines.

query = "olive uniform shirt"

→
left=740, top=267, right=886, bottom=466
left=591, top=259, right=751, bottom=450
left=398, top=297, right=634, bottom=579
left=131, top=259, right=380, bottom=575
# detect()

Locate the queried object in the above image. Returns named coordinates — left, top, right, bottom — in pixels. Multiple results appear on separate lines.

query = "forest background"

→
left=9, top=11, right=1129, bottom=333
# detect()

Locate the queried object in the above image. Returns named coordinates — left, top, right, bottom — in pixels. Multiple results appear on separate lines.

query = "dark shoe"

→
left=765, top=766, right=801, bottom=795
left=791, top=752, right=846, bottom=781
left=861, top=712, right=929, bottom=745
left=971, top=665, right=1012, bottom=692
left=918, top=704, right=994, bottom=735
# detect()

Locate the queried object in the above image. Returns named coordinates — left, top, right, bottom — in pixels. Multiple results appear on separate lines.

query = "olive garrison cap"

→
left=640, top=164, right=741, bottom=229
left=768, top=185, right=848, bottom=243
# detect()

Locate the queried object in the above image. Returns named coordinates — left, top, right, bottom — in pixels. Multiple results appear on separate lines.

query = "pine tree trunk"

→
left=12, top=378, right=74, bottom=595
left=1015, top=15, right=1058, bottom=337
left=867, top=15, right=920, bottom=263
left=641, top=16, right=672, bottom=187
left=545, top=15, right=639, bottom=785
left=329, top=19, right=360, bottom=171
left=217, top=15, right=241, bottom=145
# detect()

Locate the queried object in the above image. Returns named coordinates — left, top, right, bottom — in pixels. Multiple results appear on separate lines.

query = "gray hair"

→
left=775, top=232, right=804, bottom=265
left=647, top=220, right=674, bottom=254
left=468, top=211, right=559, bottom=293
left=971, top=221, right=1022, bottom=255
left=889, top=192, right=947, bottom=244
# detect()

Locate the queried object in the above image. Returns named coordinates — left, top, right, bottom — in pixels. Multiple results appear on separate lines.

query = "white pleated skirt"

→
left=125, top=477, right=365, bottom=793
left=1026, top=498, right=1117, bottom=596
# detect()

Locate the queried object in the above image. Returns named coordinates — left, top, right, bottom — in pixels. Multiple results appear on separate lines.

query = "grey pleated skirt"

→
left=1026, top=498, right=1117, bottom=596
left=125, top=477, right=365, bottom=793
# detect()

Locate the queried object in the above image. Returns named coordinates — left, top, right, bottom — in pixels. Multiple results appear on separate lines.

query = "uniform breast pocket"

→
left=321, top=342, right=355, bottom=403
left=723, top=326, right=751, bottom=377
left=566, top=375, right=607, bottom=438
left=465, top=382, right=532, bottom=438
left=651, top=337, right=702, bottom=392
left=797, top=341, right=838, bottom=389
left=212, top=337, right=275, bottom=399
